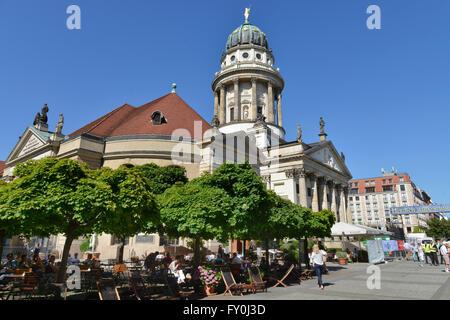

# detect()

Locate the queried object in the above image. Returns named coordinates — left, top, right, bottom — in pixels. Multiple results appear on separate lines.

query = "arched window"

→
left=151, top=111, right=167, bottom=125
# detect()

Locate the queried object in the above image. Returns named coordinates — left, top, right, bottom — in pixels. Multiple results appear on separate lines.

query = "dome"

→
left=226, top=21, right=268, bottom=50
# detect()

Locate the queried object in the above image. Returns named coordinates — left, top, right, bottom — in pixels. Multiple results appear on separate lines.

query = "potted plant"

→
left=198, top=265, right=221, bottom=295
left=336, top=251, right=348, bottom=265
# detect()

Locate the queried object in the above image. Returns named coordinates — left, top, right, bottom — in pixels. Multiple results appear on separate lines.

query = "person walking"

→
left=440, top=242, right=449, bottom=273
left=417, top=243, right=425, bottom=267
left=311, top=244, right=326, bottom=290
left=412, top=243, right=418, bottom=262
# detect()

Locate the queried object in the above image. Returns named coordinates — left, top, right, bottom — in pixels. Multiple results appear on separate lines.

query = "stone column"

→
left=233, top=78, right=240, bottom=121
left=214, top=90, right=219, bottom=118
left=321, top=178, right=330, bottom=211
left=338, top=185, right=345, bottom=223
left=344, top=186, right=351, bottom=223
left=267, top=81, right=274, bottom=123
left=298, top=168, right=308, bottom=207
left=311, top=174, right=319, bottom=212
left=251, top=77, right=257, bottom=120
left=219, top=84, right=226, bottom=125
left=330, top=182, right=337, bottom=218
left=277, top=92, right=283, bottom=127
left=285, top=169, right=299, bottom=205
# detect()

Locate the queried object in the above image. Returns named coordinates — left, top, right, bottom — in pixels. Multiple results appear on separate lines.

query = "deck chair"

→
left=97, top=279, right=120, bottom=300
left=129, top=274, right=152, bottom=300
left=269, top=264, right=295, bottom=288
left=299, top=268, right=314, bottom=281
left=248, top=266, right=267, bottom=293
left=220, top=268, right=251, bottom=296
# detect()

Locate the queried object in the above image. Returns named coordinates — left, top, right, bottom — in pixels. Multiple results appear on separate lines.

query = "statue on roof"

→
left=55, top=114, right=64, bottom=134
left=319, top=117, right=325, bottom=134
left=297, top=123, right=302, bottom=143
left=40, top=103, right=49, bottom=124
left=244, top=8, right=250, bottom=22
left=33, top=112, right=41, bottom=126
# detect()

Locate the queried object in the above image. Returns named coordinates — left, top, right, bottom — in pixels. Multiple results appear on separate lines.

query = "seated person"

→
left=31, top=255, right=44, bottom=276
left=345, top=248, right=353, bottom=263
left=162, top=252, right=172, bottom=266
left=213, top=256, right=224, bottom=266
left=169, top=255, right=185, bottom=284
left=3, top=253, right=17, bottom=273
left=45, top=255, right=58, bottom=274
left=17, top=254, right=30, bottom=269
left=70, top=253, right=80, bottom=266
left=83, top=253, right=95, bottom=268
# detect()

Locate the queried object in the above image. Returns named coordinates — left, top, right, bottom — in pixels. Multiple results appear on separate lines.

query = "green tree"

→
left=1, top=158, right=115, bottom=282
left=200, top=163, right=273, bottom=253
left=94, top=166, right=160, bottom=263
left=160, top=180, right=232, bottom=267
left=426, top=217, right=450, bottom=239
left=0, top=181, right=25, bottom=260
left=134, top=163, right=188, bottom=195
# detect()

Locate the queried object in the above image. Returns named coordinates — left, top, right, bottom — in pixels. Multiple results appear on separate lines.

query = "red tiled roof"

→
left=69, top=93, right=211, bottom=140
left=0, top=161, right=5, bottom=177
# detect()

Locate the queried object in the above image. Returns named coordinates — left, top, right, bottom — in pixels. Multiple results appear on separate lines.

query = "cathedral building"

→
left=2, top=11, right=352, bottom=260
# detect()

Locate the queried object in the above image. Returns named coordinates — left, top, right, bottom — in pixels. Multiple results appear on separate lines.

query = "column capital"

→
left=251, top=77, right=258, bottom=84
left=298, top=167, right=307, bottom=178
left=261, top=175, right=271, bottom=183
left=219, top=83, right=226, bottom=90
left=233, top=78, right=240, bottom=84
left=285, top=168, right=298, bottom=179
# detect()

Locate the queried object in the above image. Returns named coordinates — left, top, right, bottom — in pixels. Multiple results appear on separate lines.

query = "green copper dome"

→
left=226, top=21, right=268, bottom=50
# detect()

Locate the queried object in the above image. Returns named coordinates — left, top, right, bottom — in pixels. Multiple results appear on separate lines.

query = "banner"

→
left=367, top=239, right=385, bottom=264
left=397, top=241, right=405, bottom=251
left=382, top=240, right=399, bottom=252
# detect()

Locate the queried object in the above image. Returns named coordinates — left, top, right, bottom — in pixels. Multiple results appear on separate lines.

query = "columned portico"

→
left=321, top=178, right=330, bottom=211
left=219, top=85, right=226, bottom=125
left=285, top=168, right=299, bottom=205
left=330, top=182, right=337, bottom=215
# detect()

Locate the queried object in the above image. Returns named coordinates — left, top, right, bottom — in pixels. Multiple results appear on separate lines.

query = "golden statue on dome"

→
left=244, top=8, right=250, bottom=22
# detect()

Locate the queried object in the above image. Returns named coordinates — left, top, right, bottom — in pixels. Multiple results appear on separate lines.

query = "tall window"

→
left=230, top=108, right=235, bottom=121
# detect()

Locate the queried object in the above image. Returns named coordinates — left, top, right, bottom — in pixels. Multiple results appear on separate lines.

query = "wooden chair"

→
left=15, top=268, right=31, bottom=275
left=157, top=270, right=195, bottom=300
left=248, top=266, right=267, bottom=293
left=97, top=279, right=120, bottom=300
left=6, top=273, right=39, bottom=300
left=79, top=264, right=89, bottom=271
left=220, top=267, right=251, bottom=296
left=268, top=264, right=295, bottom=288
left=299, top=269, right=314, bottom=281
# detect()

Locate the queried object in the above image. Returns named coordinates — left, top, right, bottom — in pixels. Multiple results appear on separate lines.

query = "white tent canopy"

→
left=331, top=222, right=393, bottom=237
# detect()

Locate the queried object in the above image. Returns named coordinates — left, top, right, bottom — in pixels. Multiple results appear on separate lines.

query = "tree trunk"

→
left=265, top=238, right=270, bottom=267
left=193, top=235, right=201, bottom=269
left=242, top=240, right=246, bottom=257
left=298, top=237, right=302, bottom=269
left=118, top=236, right=125, bottom=263
left=0, top=230, right=5, bottom=262
left=304, top=236, right=310, bottom=270
left=56, top=226, right=76, bottom=283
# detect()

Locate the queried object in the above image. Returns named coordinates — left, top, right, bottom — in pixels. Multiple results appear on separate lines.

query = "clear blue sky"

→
left=1, top=1, right=449, bottom=204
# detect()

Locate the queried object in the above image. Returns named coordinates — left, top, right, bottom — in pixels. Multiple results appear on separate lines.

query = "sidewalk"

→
left=203, top=260, right=450, bottom=300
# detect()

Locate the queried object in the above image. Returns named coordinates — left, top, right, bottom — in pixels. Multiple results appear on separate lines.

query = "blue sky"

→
left=0, top=1, right=449, bottom=204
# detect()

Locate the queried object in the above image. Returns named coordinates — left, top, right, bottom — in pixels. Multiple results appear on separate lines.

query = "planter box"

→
left=338, top=258, right=347, bottom=265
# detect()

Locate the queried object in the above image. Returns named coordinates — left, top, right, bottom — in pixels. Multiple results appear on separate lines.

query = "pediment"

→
left=6, top=127, right=50, bottom=163
left=305, top=142, right=351, bottom=177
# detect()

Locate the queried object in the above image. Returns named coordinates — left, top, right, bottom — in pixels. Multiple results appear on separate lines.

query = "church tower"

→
left=212, top=9, right=285, bottom=142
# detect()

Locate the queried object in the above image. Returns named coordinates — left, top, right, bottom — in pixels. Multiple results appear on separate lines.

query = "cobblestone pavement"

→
left=203, top=260, right=450, bottom=300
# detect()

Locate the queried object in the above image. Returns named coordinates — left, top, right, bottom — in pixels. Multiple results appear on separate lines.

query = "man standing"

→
left=424, top=241, right=431, bottom=265
left=429, top=240, right=439, bottom=266
left=436, top=240, right=444, bottom=265
left=440, top=242, right=449, bottom=273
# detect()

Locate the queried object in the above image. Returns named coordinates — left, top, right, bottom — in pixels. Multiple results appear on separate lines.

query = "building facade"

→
left=1, top=11, right=352, bottom=260
left=348, top=169, right=432, bottom=236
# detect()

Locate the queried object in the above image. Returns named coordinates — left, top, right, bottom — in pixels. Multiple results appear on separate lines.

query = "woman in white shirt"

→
left=310, top=244, right=326, bottom=290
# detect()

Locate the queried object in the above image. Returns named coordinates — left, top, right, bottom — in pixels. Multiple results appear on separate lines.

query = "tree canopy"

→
left=426, top=217, right=450, bottom=239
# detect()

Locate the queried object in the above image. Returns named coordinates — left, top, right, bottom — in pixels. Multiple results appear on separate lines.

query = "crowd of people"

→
left=405, top=239, right=449, bottom=272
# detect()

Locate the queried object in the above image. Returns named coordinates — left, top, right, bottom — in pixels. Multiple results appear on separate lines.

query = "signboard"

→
left=397, top=240, right=405, bottom=251
left=390, top=204, right=450, bottom=215
left=382, top=240, right=398, bottom=252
